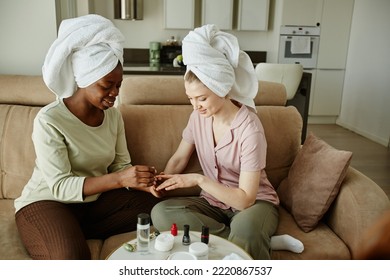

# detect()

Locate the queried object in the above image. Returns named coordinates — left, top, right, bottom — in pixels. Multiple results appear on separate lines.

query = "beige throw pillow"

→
left=277, top=133, right=353, bottom=232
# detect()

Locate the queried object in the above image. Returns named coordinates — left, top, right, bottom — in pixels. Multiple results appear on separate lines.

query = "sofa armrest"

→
left=326, top=167, right=390, bottom=259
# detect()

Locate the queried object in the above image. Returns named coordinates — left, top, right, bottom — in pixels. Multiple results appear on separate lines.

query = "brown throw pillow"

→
left=277, top=133, right=353, bottom=232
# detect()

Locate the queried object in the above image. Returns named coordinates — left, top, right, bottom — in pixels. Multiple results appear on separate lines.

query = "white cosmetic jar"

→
left=189, top=242, right=209, bottom=260
left=154, top=233, right=174, bottom=252
left=168, top=252, right=197, bottom=260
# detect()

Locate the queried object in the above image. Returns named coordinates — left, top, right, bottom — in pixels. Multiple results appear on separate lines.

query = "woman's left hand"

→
left=155, top=174, right=200, bottom=191
left=149, top=186, right=166, bottom=198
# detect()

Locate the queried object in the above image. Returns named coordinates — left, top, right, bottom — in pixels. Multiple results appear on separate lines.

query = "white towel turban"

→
left=182, top=24, right=258, bottom=110
left=42, top=14, right=125, bottom=98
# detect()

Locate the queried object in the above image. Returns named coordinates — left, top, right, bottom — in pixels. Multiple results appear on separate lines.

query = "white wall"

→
left=0, top=0, right=57, bottom=75
left=337, top=0, right=390, bottom=147
left=0, top=0, right=278, bottom=76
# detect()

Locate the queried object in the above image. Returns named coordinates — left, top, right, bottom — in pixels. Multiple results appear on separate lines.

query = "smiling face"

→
left=84, top=62, right=123, bottom=110
left=185, top=78, right=225, bottom=118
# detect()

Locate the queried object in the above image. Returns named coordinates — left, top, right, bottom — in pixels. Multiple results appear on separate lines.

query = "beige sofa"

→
left=1, top=74, right=389, bottom=260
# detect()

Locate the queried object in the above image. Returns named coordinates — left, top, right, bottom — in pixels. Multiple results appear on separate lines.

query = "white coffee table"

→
left=106, top=230, right=253, bottom=260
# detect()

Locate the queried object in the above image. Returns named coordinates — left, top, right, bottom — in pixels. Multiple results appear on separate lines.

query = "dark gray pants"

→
left=151, top=197, right=279, bottom=259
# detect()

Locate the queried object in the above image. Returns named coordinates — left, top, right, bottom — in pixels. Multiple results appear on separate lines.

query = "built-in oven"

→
left=278, top=26, right=320, bottom=69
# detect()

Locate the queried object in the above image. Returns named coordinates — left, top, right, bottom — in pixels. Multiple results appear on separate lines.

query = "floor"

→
left=307, top=124, right=390, bottom=200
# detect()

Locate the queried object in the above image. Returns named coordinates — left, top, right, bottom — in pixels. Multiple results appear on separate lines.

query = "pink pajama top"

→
left=182, top=105, right=279, bottom=211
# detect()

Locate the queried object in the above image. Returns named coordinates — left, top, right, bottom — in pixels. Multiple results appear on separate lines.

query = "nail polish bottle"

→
left=201, top=225, right=209, bottom=244
left=182, top=224, right=191, bottom=245
left=170, top=223, right=178, bottom=236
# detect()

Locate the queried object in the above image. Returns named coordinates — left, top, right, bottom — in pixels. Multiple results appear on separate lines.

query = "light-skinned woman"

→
left=151, top=24, right=280, bottom=259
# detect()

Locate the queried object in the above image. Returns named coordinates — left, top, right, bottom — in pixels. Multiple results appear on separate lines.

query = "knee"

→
left=150, top=201, right=174, bottom=231
left=230, top=220, right=258, bottom=240
left=151, top=200, right=167, bottom=221
left=230, top=214, right=264, bottom=238
left=232, top=203, right=278, bottom=235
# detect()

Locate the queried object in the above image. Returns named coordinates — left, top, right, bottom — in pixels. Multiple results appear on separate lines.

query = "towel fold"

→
left=42, top=14, right=124, bottom=98
left=291, top=36, right=311, bottom=54
left=182, top=24, right=258, bottom=111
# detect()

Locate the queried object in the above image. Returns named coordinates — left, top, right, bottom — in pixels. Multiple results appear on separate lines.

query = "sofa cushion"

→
left=277, top=133, right=353, bottom=232
left=0, top=105, right=40, bottom=199
left=120, top=76, right=287, bottom=106
left=120, top=104, right=202, bottom=174
left=271, top=206, right=351, bottom=259
left=0, top=200, right=31, bottom=259
left=257, top=106, right=302, bottom=188
left=0, top=75, right=54, bottom=106
left=100, top=231, right=137, bottom=259
left=120, top=76, right=189, bottom=105
left=326, top=167, right=390, bottom=259
left=257, top=80, right=287, bottom=106
left=87, top=239, right=104, bottom=260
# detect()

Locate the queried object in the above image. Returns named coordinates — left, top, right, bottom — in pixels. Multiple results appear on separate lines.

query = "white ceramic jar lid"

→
left=168, top=251, right=197, bottom=260
left=154, top=233, right=174, bottom=252
left=189, top=242, right=209, bottom=257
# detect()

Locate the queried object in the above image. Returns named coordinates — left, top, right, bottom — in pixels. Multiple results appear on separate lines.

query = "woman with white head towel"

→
left=151, top=24, right=283, bottom=259
left=14, top=14, right=160, bottom=259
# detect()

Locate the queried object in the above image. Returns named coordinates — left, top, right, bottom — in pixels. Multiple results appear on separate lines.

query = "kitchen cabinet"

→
left=317, top=0, right=354, bottom=69
left=310, top=69, right=345, bottom=116
left=281, top=0, right=354, bottom=69
left=202, top=0, right=233, bottom=30
left=282, top=0, right=354, bottom=121
left=311, top=0, right=353, bottom=118
left=164, top=0, right=195, bottom=29
left=281, top=0, right=323, bottom=26
left=237, top=0, right=270, bottom=31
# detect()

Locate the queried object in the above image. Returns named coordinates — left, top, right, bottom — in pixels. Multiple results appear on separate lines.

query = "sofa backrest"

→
left=0, top=74, right=300, bottom=201
left=258, top=106, right=302, bottom=187
left=119, top=76, right=302, bottom=188
left=0, top=75, right=54, bottom=200
left=120, top=75, right=287, bottom=106
left=119, top=76, right=198, bottom=175
left=0, top=75, right=55, bottom=106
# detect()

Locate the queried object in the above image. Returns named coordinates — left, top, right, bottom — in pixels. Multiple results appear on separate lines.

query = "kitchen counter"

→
left=122, top=48, right=266, bottom=76
left=123, top=63, right=185, bottom=75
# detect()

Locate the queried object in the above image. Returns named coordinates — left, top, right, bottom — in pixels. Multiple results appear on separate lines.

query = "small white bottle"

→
left=137, top=213, right=150, bottom=253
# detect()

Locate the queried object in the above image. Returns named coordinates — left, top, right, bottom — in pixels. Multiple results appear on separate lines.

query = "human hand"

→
left=155, top=172, right=167, bottom=186
left=120, top=165, right=157, bottom=189
left=149, top=185, right=167, bottom=198
left=155, top=173, right=199, bottom=191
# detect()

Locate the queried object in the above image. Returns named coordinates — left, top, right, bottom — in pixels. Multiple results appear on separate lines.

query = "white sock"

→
left=270, top=234, right=304, bottom=253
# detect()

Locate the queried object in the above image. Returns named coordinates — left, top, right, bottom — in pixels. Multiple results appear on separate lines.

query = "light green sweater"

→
left=14, top=99, right=131, bottom=212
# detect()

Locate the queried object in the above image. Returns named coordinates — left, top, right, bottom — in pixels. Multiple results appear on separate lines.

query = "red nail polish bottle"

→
left=170, top=223, right=178, bottom=236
